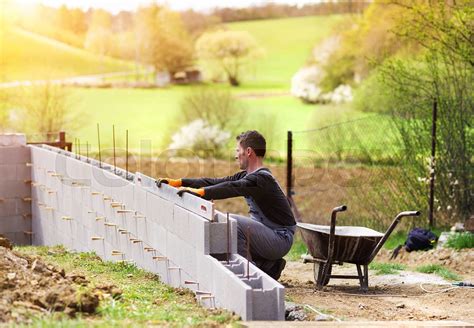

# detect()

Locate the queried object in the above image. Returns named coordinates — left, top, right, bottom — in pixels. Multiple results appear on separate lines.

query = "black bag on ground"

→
left=390, top=227, right=438, bottom=260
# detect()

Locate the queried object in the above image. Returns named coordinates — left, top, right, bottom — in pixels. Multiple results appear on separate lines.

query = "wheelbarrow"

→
left=289, top=199, right=420, bottom=291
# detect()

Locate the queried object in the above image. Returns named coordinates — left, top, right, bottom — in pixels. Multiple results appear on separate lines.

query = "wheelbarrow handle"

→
left=396, top=211, right=421, bottom=218
left=368, top=210, right=421, bottom=263
left=332, top=205, right=347, bottom=213
left=325, top=205, right=348, bottom=279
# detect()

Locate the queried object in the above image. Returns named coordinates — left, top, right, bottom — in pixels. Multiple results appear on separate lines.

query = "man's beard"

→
left=239, top=159, right=248, bottom=170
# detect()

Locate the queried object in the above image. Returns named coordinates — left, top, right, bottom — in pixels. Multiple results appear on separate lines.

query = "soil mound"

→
left=0, top=244, right=121, bottom=324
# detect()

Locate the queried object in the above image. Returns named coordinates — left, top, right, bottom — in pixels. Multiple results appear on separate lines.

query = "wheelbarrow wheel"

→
left=314, top=262, right=332, bottom=287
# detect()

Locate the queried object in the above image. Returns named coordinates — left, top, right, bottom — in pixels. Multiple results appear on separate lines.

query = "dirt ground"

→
left=281, top=248, right=474, bottom=322
left=0, top=236, right=121, bottom=324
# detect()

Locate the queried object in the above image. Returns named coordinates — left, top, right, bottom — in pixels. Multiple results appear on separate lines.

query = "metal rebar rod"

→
left=113, top=124, right=116, bottom=174
left=78, top=139, right=81, bottom=158
left=226, top=212, right=230, bottom=264
left=126, top=129, right=129, bottom=179
left=97, top=123, right=102, bottom=168
left=246, top=225, right=251, bottom=280
left=74, top=138, right=77, bottom=158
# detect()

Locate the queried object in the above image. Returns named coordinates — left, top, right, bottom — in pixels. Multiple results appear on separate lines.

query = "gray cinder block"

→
left=27, top=145, right=286, bottom=321
left=0, top=180, right=31, bottom=198
left=0, top=215, right=31, bottom=233
left=0, top=146, right=30, bottom=164
left=0, top=164, right=17, bottom=181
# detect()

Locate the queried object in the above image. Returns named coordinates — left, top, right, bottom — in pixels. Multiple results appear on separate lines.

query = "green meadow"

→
left=3, top=15, right=397, bottom=157
left=227, top=15, right=345, bottom=89
left=0, top=28, right=132, bottom=82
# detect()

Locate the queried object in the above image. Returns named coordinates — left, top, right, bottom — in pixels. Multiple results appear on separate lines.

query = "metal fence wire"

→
left=286, top=114, right=436, bottom=231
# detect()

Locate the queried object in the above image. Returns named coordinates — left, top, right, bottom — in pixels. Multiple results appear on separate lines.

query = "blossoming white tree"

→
left=169, top=119, right=231, bottom=158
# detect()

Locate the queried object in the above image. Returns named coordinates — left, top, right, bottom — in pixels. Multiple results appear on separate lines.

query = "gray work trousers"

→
left=230, top=214, right=294, bottom=261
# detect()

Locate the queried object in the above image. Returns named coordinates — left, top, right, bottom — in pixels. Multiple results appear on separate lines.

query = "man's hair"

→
left=236, top=130, right=266, bottom=157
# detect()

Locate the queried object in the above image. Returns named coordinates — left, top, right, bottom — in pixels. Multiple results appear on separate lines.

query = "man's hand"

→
left=156, top=178, right=182, bottom=188
left=177, top=187, right=205, bottom=198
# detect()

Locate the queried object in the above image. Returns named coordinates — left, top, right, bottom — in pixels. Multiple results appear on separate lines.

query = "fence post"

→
left=428, top=100, right=438, bottom=228
left=287, top=131, right=293, bottom=197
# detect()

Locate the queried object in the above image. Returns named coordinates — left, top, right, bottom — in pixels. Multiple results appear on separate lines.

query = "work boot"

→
left=268, top=258, right=286, bottom=280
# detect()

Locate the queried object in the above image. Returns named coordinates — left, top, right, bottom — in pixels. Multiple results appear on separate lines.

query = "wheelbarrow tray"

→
left=297, top=223, right=384, bottom=265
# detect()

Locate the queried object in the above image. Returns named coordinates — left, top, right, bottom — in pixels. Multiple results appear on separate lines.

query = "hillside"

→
left=0, top=28, right=133, bottom=82
left=226, top=15, right=345, bottom=90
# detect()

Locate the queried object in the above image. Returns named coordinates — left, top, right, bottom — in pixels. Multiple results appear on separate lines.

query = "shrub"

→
left=168, top=119, right=231, bottom=158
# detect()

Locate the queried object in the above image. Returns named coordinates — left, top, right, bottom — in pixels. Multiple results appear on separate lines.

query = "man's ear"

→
left=246, top=147, right=253, bottom=156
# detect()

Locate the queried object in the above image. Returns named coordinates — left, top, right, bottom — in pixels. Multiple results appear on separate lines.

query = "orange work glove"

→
left=155, top=178, right=182, bottom=188
left=177, top=187, right=205, bottom=198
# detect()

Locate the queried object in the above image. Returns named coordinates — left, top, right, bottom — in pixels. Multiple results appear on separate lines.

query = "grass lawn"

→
left=69, top=86, right=379, bottom=155
left=226, top=15, right=345, bottom=90
left=0, top=28, right=133, bottom=82
left=15, top=245, right=237, bottom=327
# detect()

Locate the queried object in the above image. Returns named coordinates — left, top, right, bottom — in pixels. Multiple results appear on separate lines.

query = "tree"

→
left=84, top=9, right=113, bottom=56
left=196, top=30, right=264, bottom=86
left=12, top=84, right=84, bottom=141
left=365, top=1, right=473, bottom=225
left=180, top=87, right=245, bottom=133
left=134, top=5, right=194, bottom=79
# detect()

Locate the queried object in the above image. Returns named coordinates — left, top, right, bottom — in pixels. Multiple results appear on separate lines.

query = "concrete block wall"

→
left=0, top=134, right=32, bottom=245
left=28, top=144, right=284, bottom=320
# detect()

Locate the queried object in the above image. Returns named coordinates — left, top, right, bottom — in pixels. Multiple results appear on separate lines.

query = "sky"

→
left=15, top=0, right=325, bottom=13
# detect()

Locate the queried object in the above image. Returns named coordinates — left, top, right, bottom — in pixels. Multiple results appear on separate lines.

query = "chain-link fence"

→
left=287, top=114, right=438, bottom=231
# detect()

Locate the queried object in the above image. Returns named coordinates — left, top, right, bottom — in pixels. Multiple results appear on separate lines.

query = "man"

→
left=156, top=130, right=296, bottom=280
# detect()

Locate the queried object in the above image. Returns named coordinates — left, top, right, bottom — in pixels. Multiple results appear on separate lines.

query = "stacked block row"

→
left=0, top=135, right=32, bottom=245
left=29, top=144, right=284, bottom=320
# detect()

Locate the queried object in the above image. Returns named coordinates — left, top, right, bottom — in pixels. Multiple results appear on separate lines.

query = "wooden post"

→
left=286, top=131, right=293, bottom=197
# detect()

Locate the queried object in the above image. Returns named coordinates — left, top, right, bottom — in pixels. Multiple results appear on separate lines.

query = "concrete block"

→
left=207, top=215, right=237, bottom=255
left=0, top=146, right=30, bottom=164
left=16, top=198, right=32, bottom=216
left=146, top=192, right=173, bottom=231
left=0, top=164, right=17, bottom=181
left=172, top=205, right=189, bottom=239
left=2, top=231, right=31, bottom=245
left=134, top=185, right=147, bottom=215
left=188, top=213, right=210, bottom=254
left=16, top=164, right=31, bottom=180
left=166, top=259, right=182, bottom=288
left=0, top=134, right=26, bottom=146
left=0, top=215, right=31, bottom=233
left=0, top=181, right=30, bottom=198
left=149, top=223, right=167, bottom=255
left=0, top=199, right=17, bottom=217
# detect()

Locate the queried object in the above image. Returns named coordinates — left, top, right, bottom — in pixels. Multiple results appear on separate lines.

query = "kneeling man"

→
left=157, top=130, right=296, bottom=280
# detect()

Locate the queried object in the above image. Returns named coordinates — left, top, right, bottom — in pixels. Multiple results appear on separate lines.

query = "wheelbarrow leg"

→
left=315, top=262, right=332, bottom=289
left=356, top=264, right=364, bottom=287
left=362, top=265, right=369, bottom=292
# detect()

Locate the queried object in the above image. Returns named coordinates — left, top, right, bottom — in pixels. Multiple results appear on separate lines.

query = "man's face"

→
left=235, top=142, right=249, bottom=170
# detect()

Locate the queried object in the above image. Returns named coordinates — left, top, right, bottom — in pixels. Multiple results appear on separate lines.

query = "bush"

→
left=179, top=87, right=245, bottom=134
left=353, top=69, right=394, bottom=114
left=168, top=119, right=231, bottom=158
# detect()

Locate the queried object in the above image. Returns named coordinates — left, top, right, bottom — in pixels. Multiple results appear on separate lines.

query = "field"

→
left=2, top=15, right=379, bottom=156
left=0, top=28, right=133, bottom=82
left=227, top=15, right=345, bottom=89
left=68, top=87, right=381, bottom=153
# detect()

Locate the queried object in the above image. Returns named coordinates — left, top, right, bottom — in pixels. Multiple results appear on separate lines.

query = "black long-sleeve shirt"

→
left=181, top=168, right=296, bottom=227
